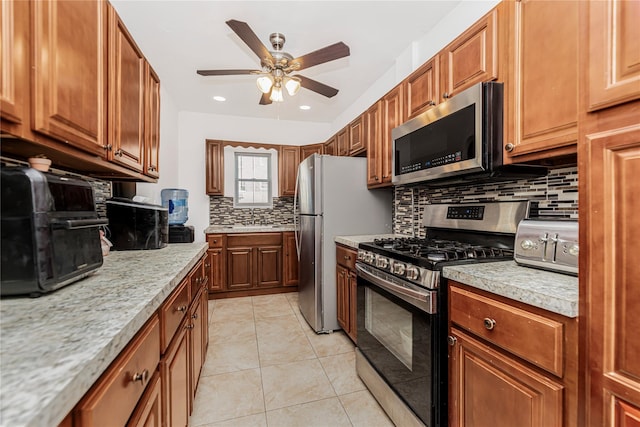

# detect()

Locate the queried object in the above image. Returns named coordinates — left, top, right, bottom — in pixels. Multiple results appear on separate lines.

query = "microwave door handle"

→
left=51, top=218, right=109, bottom=230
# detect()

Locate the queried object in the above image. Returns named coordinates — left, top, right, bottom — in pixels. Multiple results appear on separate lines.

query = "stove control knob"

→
left=520, top=239, right=535, bottom=250
left=406, top=266, right=420, bottom=281
left=364, top=253, right=375, bottom=264
left=393, top=262, right=406, bottom=276
left=357, top=251, right=364, bottom=261
left=376, top=256, right=389, bottom=269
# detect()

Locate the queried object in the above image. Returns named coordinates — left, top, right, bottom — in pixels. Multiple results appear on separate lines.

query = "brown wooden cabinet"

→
left=365, top=100, right=384, bottom=187
left=162, top=318, right=189, bottom=427
left=336, top=244, right=357, bottom=343
left=127, top=371, right=162, bottom=427
left=381, top=85, right=403, bottom=184
left=205, top=139, right=224, bottom=195
left=283, top=232, right=299, bottom=287
left=579, top=2, right=640, bottom=423
left=502, top=0, right=579, bottom=163
left=448, top=282, right=578, bottom=427
left=337, top=127, right=349, bottom=156
left=31, top=0, right=108, bottom=156
left=188, top=287, right=206, bottom=410
left=144, top=64, right=161, bottom=178
left=208, top=232, right=298, bottom=298
left=404, top=57, right=440, bottom=120
left=107, top=5, right=145, bottom=173
left=0, top=0, right=29, bottom=128
left=300, top=143, right=324, bottom=160
left=348, top=115, right=366, bottom=155
left=279, top=145, right=300, bottom=196
left=74, top=315, right=161, bottom=427
left=323, top=136, right=336, bottom=155
left=439, top=7, right=498, bottom=102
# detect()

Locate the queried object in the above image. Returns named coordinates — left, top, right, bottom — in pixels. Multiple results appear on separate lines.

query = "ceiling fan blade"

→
left=297, top=75, right=339, bottom=98
left=259, top=91, right=273, bottom=105
left=291, top=42, right=350, bottom=71
left=197, top=69, right=260, bottom=76
left=226, top=19, right=273, bottom=62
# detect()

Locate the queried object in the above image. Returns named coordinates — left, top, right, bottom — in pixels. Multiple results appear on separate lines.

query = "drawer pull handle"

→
left=448, top=336, right=457, bottom=346
left=483, top=318, right=496, bottom=330
left=192, top=313, right=198, bottom=320
left=176, top=305, right=187, bottom=313
left=131, top=369, right=149, bottom=384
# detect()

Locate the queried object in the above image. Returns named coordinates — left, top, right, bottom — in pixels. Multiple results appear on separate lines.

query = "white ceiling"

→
left=110, top=1, right=464, bottom=124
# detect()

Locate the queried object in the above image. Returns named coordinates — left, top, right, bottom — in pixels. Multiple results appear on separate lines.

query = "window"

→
left=234, top=152, right=272, bottom=207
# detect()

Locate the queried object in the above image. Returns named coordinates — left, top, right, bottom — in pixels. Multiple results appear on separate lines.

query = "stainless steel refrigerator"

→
left=294, top=154, right=392, bottom=333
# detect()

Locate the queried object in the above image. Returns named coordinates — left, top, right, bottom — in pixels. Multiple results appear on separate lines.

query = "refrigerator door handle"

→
left=293, top=166, right=301, bottom=260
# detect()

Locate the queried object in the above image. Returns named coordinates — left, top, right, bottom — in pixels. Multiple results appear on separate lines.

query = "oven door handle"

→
left=356, top=264, right=437, bottom=314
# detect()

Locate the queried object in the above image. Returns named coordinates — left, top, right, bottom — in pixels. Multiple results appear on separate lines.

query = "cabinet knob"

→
left=114, top=149, right=123, bottom=157
left=205, top=262, right=211, bottom=268
left=428, top=100, right=436, bottom=106
left=191, top=313, right=198, bottom=320
left=505, top=143, right=515, bottom=152
left=344, top=255, right=350, bottom=260
left=448, top=336, right=457, bottom=346
left=483, top=318, right=496, bottom=330
left=131, top=369, right=149, bottom=384
left=176, top=305, right=187, bottom=313
left=443, top=92, right=451, bottom=99
left=185, top=323, right=195, bottom=330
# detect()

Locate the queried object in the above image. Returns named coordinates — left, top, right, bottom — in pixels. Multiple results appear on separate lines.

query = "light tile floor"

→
left=190, top=292, right=394, bottom=427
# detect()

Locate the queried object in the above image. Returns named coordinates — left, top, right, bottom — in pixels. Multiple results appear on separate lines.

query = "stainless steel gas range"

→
left=355, top=201, right=530, bottom=427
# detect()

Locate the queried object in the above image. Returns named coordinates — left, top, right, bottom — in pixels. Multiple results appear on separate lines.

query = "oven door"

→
left=356, top=263, right=445, bottom=427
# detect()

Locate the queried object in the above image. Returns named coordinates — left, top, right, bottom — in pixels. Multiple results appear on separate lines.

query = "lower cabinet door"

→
left=189, top=290, right=205, bottom=409
left=162, top=322, right=189, bottom=427
left=449, top=327, right=563, bottom=427
left=127, top=370, right=162, bottom=427
left=336, top=264, right=349, bottom=332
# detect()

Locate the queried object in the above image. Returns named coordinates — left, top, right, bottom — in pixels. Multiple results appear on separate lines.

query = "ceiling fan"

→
left=197, top=20, right=350, bottom=105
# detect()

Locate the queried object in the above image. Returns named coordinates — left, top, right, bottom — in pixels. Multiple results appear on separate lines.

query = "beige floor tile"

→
left=195, top=412, right=267, bottom=427
left=256, top=328, right=316, bottom=367
left=201, top=335, right=260, bottom=376
left=255, top=313, right=306, bottom=338
left=319, top=351, right=365, bottom=396
left=339, top=390, right=394, bottom=427
left=265, top=397, right=352, bottom=427
left=252, top=294, right=294, bottom=319
left=261, top=359, right=336, bottom=411
left=209, top=317, right=256, bottom=343
left=306, top=330, right=355, bottom=358
left=190, top=369, right=265, bottom=426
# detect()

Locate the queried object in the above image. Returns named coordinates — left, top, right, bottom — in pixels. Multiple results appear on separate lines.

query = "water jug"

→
left=161, top=188, right=189, bottom=225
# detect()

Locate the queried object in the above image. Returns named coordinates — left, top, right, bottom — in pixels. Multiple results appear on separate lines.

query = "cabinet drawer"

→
left=450, top=285, right=564, bottom=377
left=207, top=234, right=224, bottom=248
left=189, top=259, right=205, bottom=299
left=227, top=232, right=281, bottom=247
left=160, top=279, right=189, bottom=353
left=336, top=245, right=357, bottom=270
left=75, top=315, right=160, bottom=427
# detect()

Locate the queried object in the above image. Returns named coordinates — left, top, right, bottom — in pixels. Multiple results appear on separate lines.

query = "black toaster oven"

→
left=1, top=167, right=107, bottom=297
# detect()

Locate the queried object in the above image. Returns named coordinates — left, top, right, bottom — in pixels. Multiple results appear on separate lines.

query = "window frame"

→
left=233, top=152, right=273, bottom=208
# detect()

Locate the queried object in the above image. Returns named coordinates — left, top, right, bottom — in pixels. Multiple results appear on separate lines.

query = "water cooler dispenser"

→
left=161, top=188, right=194, bottom=243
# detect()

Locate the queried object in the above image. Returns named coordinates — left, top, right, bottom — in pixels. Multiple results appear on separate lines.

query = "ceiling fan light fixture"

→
left=256, top=75, right=273, bottom=94
left=284, top=76, right=301, bottom=96
left=270, top=85, right=284, bottom=102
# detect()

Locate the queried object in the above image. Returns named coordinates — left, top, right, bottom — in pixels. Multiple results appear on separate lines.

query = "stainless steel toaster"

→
left=514, top=218, right=578, bottom=275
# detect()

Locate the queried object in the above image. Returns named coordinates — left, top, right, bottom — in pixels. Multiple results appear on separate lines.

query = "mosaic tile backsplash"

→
left=209, top=196, right=295, bottom=225
left=393, top=166, right=578, bottom=237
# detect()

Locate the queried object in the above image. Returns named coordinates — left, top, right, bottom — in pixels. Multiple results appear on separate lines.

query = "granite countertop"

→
left=443, top=261, right=578, bottom=318
left=334, top=233, right=398, bottom=249
left=0, top=242, right=208, bottom=427
left=205, top=224, right=296, bottom=234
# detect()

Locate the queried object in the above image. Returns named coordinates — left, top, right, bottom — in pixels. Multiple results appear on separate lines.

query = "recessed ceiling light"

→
left=213, top=96, right=226, bottom=102
left=299, top=105, right=311, bottom=110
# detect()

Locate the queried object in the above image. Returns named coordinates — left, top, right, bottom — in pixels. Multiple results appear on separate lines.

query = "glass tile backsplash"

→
left=209, top=196, right=295, bottom=225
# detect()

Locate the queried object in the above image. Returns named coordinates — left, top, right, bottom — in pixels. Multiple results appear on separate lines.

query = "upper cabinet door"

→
left=405, top=57, right=440, bottom=120
left=0, top=0, right=28, bottom=126
left=439, top=8, right=498, bottom=101
left=206, top=139, right=224, bottom=196
left=32, top=0, right=107, bottom=156
left=503, top=0, right=579, bottom=163
left=145, top=64, right=161, bottom=178
left=108, top=5, right=145, bottom=173
left=279, top=145, right=300, bottom=197
left=585, top=0, right=640, bottom=112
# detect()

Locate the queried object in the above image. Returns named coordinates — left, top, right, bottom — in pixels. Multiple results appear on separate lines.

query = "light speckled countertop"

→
left=205, top=224, right=295, bottom=234
left=443, top=261, right=578, bottom=317
left=0, top=242, right=208, bottom=427
left=333, top=234, right=578, bottom=318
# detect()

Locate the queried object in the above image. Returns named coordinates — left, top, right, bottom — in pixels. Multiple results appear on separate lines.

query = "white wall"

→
left=137, top=1, right=500, bottom=243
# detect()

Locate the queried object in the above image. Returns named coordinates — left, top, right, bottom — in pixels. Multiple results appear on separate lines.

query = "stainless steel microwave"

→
left=392, top=82, right=546, bottom=186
